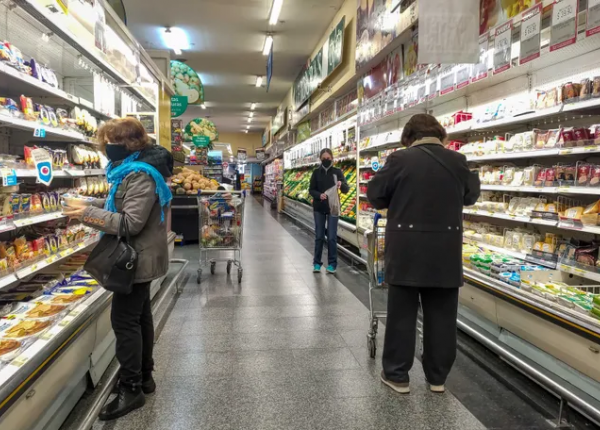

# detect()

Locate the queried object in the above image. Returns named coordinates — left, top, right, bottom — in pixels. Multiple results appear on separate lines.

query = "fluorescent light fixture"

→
left=249, top=112, right=254, bottom=118
left=247, top=117, right=252, bottom=123
left=262, top=35, right=273, bottom=55
left=246, top=125, right=250, bottom=129
left=201, top=104, right=207, bottom=109
left=251, top=103, right=256, bottom=110
left=255, top=76, right=263, bottom=87
left=244, top=130, right=249, bottom=133
left=162, top=27, right=190, bottom=54
left=269, top=0, right=283, bottom=25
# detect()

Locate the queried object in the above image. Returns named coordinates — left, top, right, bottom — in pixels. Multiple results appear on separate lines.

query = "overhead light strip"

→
left=251, top=103, right=256, bottom=110
left=262, top=35, right=273, bottom=56
left=255, top=76, right=263, bottom=87
left=269, top=0, right=283, bottom=25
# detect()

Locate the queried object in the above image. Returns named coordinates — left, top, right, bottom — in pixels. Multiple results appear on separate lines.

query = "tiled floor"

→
left=92, top=196, right=489, bottom=430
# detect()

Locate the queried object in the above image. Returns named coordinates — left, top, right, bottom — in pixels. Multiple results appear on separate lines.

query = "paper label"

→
left=33, top=127, right=46, bottom=138
left=31, top=148, right=53, bottom=186
left=456, top=65, right=471, bottom=89
left=472, top=34, right=489, bottom=82
left=0, top=168, right=16, bottom=187
left=520, top=4, right=542, bottom=65
left=493, top=21, right=513, bottom=74
left=587, top=0, right=600, bottom=36
left=550, top=0, right=579, bottom=51
left=440, top=66, right=456, bottom=95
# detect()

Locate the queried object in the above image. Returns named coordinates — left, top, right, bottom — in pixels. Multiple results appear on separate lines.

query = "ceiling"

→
left=122, top=0, right=346, bottom=134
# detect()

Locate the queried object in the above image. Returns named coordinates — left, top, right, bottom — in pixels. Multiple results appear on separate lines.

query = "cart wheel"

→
left=368, top=337, right=377, bottom=359
left=227, top=261, right=232, bottom=274
left=197, top=269, right=202, bottom=284
left=237, top=268, right=243, bottom=283
left=210, top=262, right=216, bottom=275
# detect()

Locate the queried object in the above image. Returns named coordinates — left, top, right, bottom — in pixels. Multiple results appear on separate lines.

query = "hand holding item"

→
left=320, top=193, right=328, bottom=201
left=337, top=181, right=342, bottom=189
left=63, top=206, right=85, bottom=220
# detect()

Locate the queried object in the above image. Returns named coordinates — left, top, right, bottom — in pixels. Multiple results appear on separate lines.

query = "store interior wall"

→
left=158, top=88, right=172, bottom=151
left=214, top=132, right=264, bottom=156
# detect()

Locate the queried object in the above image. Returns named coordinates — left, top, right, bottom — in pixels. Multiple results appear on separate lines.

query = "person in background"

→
left=308, top=148, right=350, bottom=274
left=63, top=118, right=173, bottom=421
left=367, top=114, right=480, bottom=395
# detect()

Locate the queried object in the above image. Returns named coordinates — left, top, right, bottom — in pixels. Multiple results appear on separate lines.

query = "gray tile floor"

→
left=93, top=197, right=486, bottom=430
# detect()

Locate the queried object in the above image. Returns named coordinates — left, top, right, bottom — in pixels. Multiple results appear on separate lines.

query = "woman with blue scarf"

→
left=63, top=118, right=173, bottom=421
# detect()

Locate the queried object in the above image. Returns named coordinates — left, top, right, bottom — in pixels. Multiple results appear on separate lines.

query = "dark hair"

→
left=400, top=114, right=447, bottom=148
left=97, top=117, right=151, bottom=153
left=320, top=148, right=333, bottom=159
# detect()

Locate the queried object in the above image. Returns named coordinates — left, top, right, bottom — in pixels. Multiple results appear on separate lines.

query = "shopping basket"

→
left=196, top=190, right=245, bottom=284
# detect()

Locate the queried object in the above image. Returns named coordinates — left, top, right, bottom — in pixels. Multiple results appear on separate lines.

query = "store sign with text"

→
left=171, top=95, right=188, bottom=117
left=472, top=35, right=489, bottom=83
left=255, top=148, right=265, bottom=161
left=271, top=107, right=287, bottom=136
left=550, top=0, right=579, bottom=52
left=520, top=3, right=542, bottom=65
left=587, top=0, right=600, bottom=36
left=455, top=65, right=471, bottom=90
left=493, top=21, right=512, bottom=74
left=237, top=149, right=247, bottom=162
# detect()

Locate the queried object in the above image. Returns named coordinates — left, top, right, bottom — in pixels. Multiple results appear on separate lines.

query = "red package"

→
left=544, top=167, right=556, bottom=187
left=591, top=165, right=600, bottom=187
left=577, top=163, right=591, bottom=186
left=31, top=237, right=45, bottom=254
left=19, top=95, right=34, bottom=121
left=559, top=127, right=575, bottom=148
left=574, top=128, right=590, bottom=147
left=534, top=168, right=547, bottom=187
left=591, top=125, right=600, bottom=145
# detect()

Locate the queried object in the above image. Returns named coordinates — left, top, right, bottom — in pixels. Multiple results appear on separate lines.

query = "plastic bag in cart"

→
left=324, top=174, right=340, bottom=217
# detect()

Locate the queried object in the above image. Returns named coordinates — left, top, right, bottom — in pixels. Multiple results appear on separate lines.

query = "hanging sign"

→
left=440, top=66, right=456, bottom=96
left=0, top=168, right=16, bottom=187
left=170, top=61, right=204, bottom=105
left=371, top=157, right=380, bottom=172
left=171, top=95, right=188, bottom=117
left=550, top=0, right=579, bottom=52
left=456, top=65, right=471, bottom=89
left=192, top=135, right=211, bottom=147
left=237, top=148, right=247, bottom=162
left=587, top=0, right=600, bottom=36
left=472, top=34, right=489, bottom=83
left=520, top=4, right=542, bottom=65
left=493, top=21, right=513, bottom=74
left=33, top=127, right=46, bottom=138
left=184, top=118, right=218, bottom=142
left=31, top=148, right=53, bottom=186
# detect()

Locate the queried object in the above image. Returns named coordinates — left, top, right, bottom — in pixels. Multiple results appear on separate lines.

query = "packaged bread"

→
left=565, top=206, right=584, bottom=220
left=577, top=163, right=591, bottom=186
left=591, top=166, right=600, bottom=187
left=584, top=201, right=600, bottom=214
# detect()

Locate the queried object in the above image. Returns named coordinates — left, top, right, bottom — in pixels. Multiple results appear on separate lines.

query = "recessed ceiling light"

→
left=246, top=125, right=250, bottom=129
left=255, top=76, right=263, bottom=87
left=249, top=112, right=254, bottom=118
left=200, top=103, right=207, bottom=109
left=247, top=117, right=252, bottom=123
left=269, top=0, right=284, bottom=25
left=251, top=103, right=256, bottom=110
left=244, top=130, right=248, bottom=133
left=162, top=27, right=190, bottom=54
left=262, top=35, right=273, bottom=56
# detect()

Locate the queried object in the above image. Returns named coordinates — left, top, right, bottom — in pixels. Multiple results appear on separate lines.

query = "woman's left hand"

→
left=337, top=181, right=342, bottom=189
left=63, top=206, right=86, bottom=220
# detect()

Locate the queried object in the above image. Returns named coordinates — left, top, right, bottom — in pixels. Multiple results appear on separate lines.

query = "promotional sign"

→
left=456, top=65, right=471, bottom=89
left=520, top=3, right=542, bottom=65
left=550, top=0, right=579, bottom=52
left=371, top=157, right=380, bottom=172
left=479, top=0, right=542, bottom=36
left=428, top=66, right=439, bottom=100
left=297, top=121, right=311, bottom=143
left=0, top=168, right=17, bottom=187
left=171, top=95, right=188, bottom=117
left=170, top=61, right=204, bottom=105
left=587, top=0, right=600, bottom=36
left=31, top=148, right=53, bottom=186
left=357, top=46, right=403, bottom=103
left=327, top=17, right=345, bottom=76
left=33, top=127, right=46, bottom=138
left=183, top=118, right=219, bottom=142
left=255, top=148, right=265, bottom=161
left=222, top=161, right=229, bottom=170
left=271, top=107, right=287, bottom=136
left=237, top=149, right=247, bottom=162
left=493, top=21, right=513, bottom=74
left=192, top=135, right=211, bottom=147
left=419, top=0, right=479, bottom=64
left=472, top=34, right=489, bottom=83
left=440, top=65, right=456, bottom=95
left=266, top=48, right=273, bottom=92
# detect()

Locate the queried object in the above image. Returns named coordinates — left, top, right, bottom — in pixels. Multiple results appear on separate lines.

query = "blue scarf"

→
left=105, top=152, right=173, bottom=222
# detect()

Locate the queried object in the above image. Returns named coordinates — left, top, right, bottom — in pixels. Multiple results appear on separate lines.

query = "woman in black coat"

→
left=367, top=114, right=480, bottom=395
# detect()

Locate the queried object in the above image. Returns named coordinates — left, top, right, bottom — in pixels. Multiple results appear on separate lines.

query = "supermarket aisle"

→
left=94, top=196, right=486, bottom=430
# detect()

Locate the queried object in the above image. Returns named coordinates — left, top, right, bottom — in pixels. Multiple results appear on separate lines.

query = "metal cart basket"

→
left=196, top=190, right=245, bottom=284
left=365, top=214, right=423, bottom=359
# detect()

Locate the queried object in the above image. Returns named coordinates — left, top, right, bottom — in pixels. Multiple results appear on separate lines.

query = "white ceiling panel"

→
left=123, top=0, right=345, bottom=132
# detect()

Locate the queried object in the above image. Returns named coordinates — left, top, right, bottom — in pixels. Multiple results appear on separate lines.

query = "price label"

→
left=550, top=0, right=579, bottom=51
left=59, top=318, right=73, bottom=327
left=520, top=4, right=542, bottom=65
left=33, top=127, right=46, bottom=138
left=12, top=356, right=28, bottom=368
left=417, top=84, right=427, bottom=103
left=560, top=148, right=573, bottom=154
left=472, top=34, right=489, bottom=83
left=428, top=68, right=439, bottom=100
left=493, top=21, right=513, bottom=74
left=440, top=66, right=455, bottom=95
left=587, top=0, right=600, bottom=36
left=456, top=65, right=471, bottom=89
left=40, top=331, right=56, bottom=341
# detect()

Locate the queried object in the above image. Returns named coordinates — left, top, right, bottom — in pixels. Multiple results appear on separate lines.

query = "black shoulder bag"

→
left=416, top=146, right=480, bottom=204
left=84, top=215, right=138, bottom=294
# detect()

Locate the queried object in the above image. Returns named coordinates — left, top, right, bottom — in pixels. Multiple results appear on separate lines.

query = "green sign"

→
left=192, top=135, right=211, bottom=147
left=171, top=95, right=188, bottom=117
left=170, top=61, right=204, bottom=105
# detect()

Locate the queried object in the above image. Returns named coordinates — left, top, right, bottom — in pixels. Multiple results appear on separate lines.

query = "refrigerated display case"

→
left=263, top=158, right=282, bottom=202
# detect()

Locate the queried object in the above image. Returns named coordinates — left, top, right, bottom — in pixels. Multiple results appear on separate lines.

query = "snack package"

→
left=574, top=128, right=590, bottom=146
left=535, top=131, right=547, bottom=149
left=47, top=107, right=58, bottom=128
left=19, top=96, right=35, bottom=121
left=545, top=129, right=561, bottom=148
left=557, top=165, right=576, bottom=186
left=534, top=168, right=547, bottom=187
left=593, top=77, right=600, bottom=98
left=591, top=165, right=600, bottom=187
left=19, top=194, right=31, bottom=216
left=0, top=97, right=20, bottom=117
left=523, top=131, right=535, bottom=150
left=577, top=162, right=592, bottom=186
left=35, top=104, right=50, bottom=126
left=580, top=79, right=591, bottom=100
left=559, top=128, right=575, bottom=148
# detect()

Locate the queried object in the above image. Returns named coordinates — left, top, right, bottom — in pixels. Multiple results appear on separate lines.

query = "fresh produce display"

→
left=171, top=167, right=220, bottom=195
left=283, top=163, right=357, bottom=224
left=170, top=60, right=204, bottom=105
left=183, top=118, right=218, bottom=143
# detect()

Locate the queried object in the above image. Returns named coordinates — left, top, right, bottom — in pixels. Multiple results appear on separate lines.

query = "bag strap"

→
left=118, top=214, right=131, bottom=243
left=416, top=146, right=463, bottom=198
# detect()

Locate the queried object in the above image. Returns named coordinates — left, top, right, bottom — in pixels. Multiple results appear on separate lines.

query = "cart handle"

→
left=373, top=213, right=382, bottom=228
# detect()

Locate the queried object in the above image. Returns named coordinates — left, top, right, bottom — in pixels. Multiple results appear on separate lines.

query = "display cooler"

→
left=351, top=2, right=600, bottom=423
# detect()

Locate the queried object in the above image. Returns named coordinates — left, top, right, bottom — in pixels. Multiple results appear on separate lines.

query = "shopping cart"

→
left=365, top=214, right=424, bottom=359
left=196, top=190, right=245, bottom=284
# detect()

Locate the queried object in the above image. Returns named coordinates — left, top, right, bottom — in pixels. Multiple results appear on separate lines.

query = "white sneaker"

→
left=429, top=384, right=445, bottom=393
left=380, top=371, right=410, bottom=394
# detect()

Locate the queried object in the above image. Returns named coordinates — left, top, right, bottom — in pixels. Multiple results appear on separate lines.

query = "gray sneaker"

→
left=380, top=371, right=410, bottom=394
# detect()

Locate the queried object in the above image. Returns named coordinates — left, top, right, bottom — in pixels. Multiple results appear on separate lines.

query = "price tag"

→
left=428, top=68, right=439, bottom=100
left=560, top=148, right=573, bottom=154
left=493, top=21, right=513, bottom=74
left=587, top=0, right=600, bottom=36
left=59, top=318, right=73, bottom=327
left=12, top=356, right=28, bottom=368
left=33, top=127, right=46, bottom=138
left=40, top=331, right=55, bottom=341
left=520, top=4, right=542, bottom=65
left=550, top=0, right=579, bottom=52
left=456, top=65, right=471, bottom=89
left=440, top=66, right=455, bottom=95
left=416, top=84, right=427, bottom=103
left=472, top=34, right=489, bottom=83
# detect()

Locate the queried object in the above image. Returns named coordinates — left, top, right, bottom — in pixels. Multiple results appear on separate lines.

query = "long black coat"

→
left=367, top=139, right=480, bottom=288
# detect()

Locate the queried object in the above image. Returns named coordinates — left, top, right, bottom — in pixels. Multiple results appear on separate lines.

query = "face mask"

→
left=322, top=159, right=332, bottom=168
left=106, top=144, right=131, bottom=162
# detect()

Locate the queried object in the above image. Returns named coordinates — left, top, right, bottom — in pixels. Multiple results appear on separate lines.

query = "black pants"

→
left=382, top=285, right=459, bottom=386
left=111, top=281, right=154, bottom=384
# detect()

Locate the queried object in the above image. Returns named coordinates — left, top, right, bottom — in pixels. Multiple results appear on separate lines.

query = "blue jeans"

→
left=314, top=212, right=338, bottom=268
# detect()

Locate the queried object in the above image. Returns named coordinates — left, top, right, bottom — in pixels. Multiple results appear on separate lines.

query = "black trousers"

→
left=382, top=285, right=459, bottom=386
left=111, top=281, right=154, bottom=384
